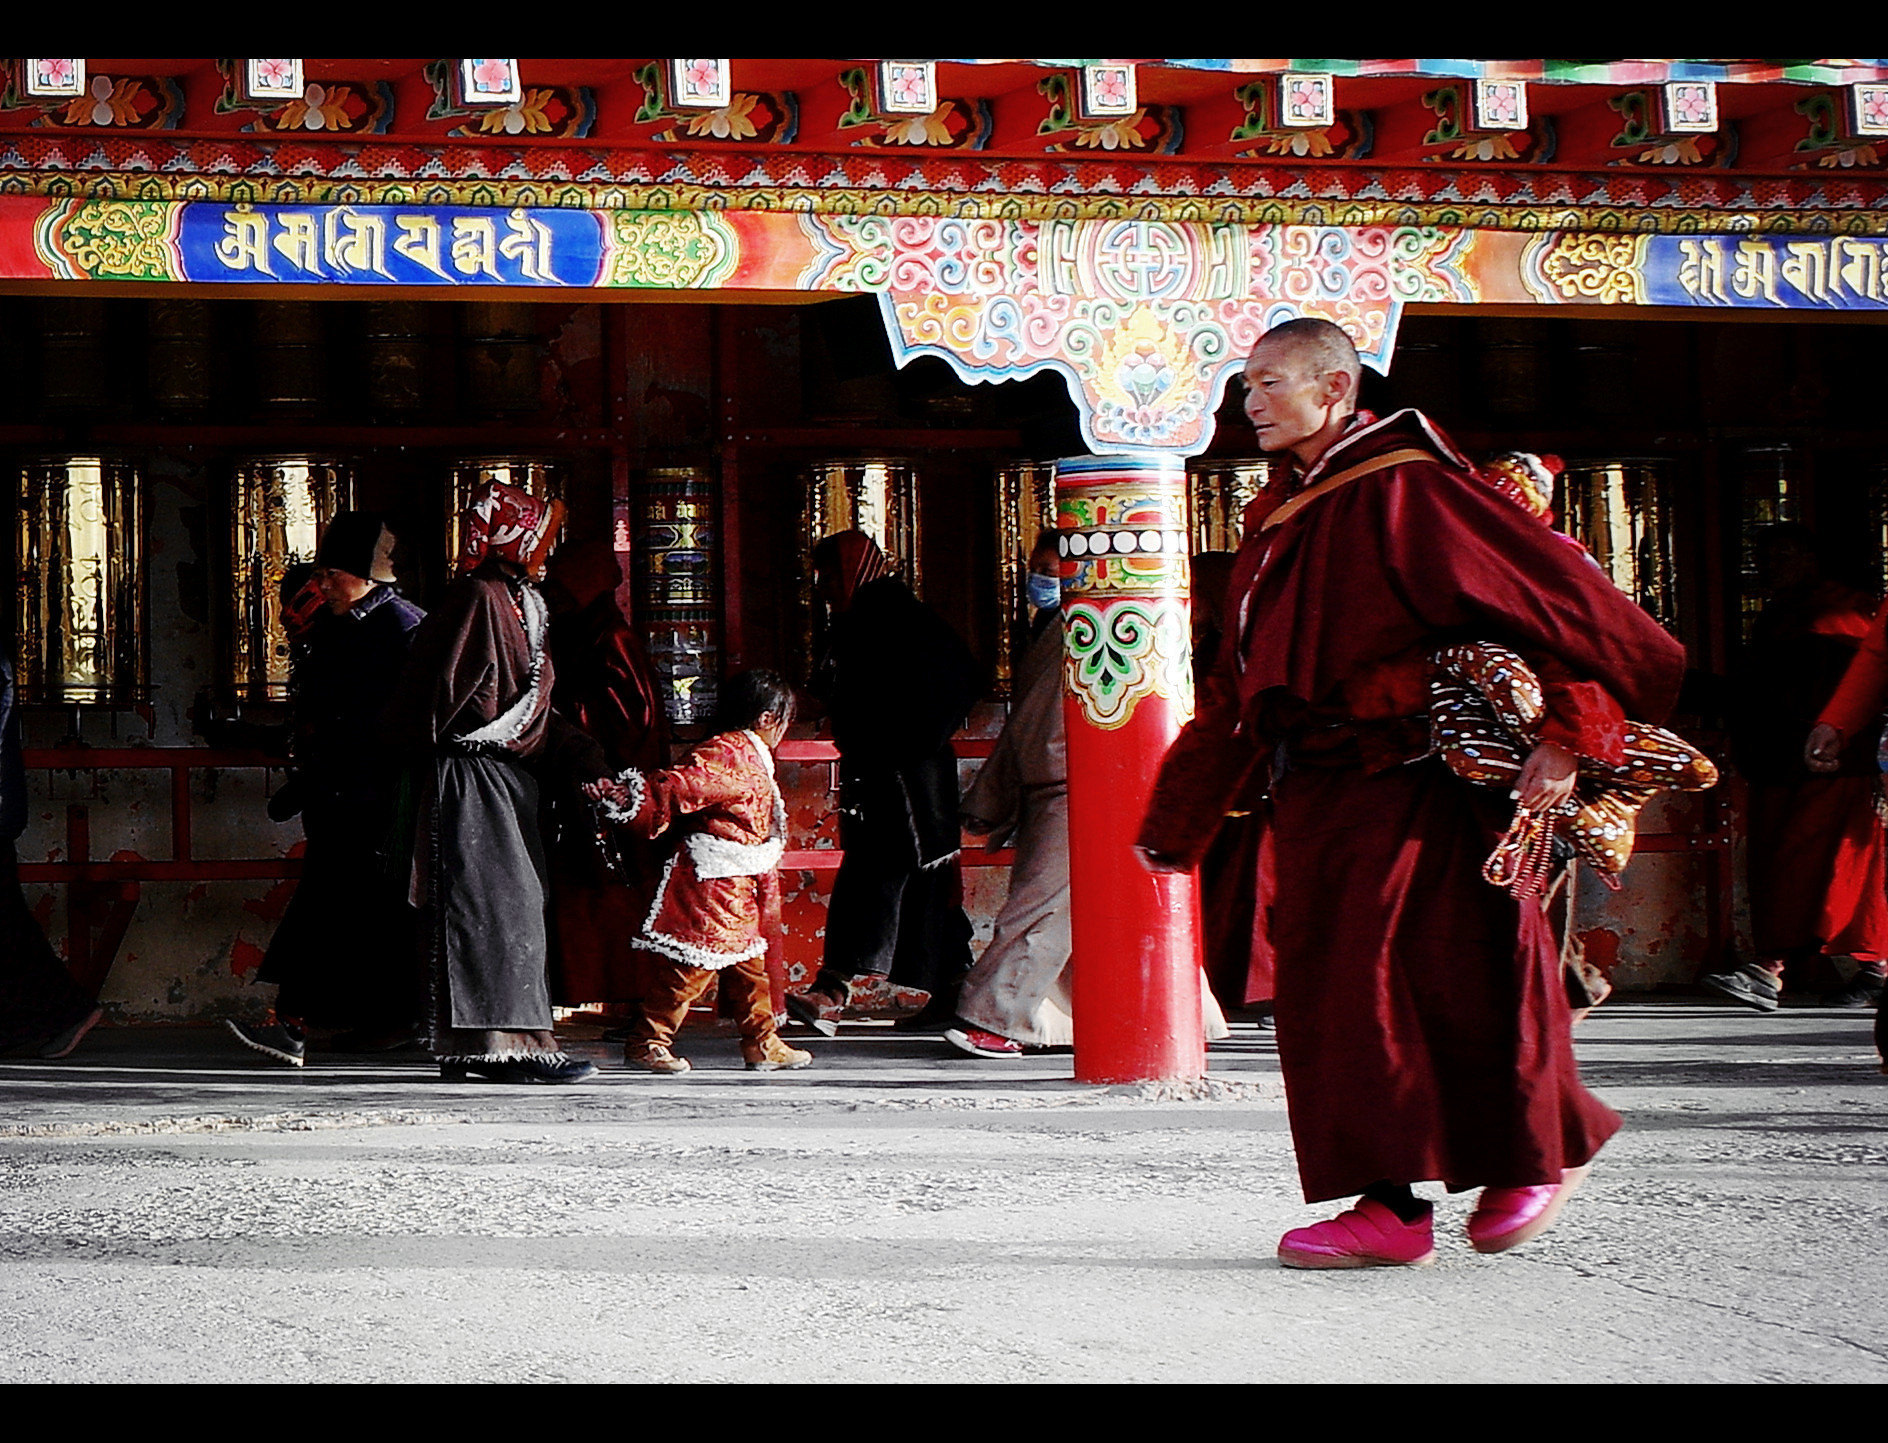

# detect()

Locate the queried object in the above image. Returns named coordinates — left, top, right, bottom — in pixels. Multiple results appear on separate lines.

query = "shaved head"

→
left=1252, top=318, right=1362, bottom=395
left=1242, top=317, right=1364, bottom=466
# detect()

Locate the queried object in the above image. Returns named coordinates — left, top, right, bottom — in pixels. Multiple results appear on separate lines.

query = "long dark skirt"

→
left=0, top=844, right=92, bottom=1054
left=420, top=754, right=559, bottom=1061
left=1267, top=756, right=1620, bottom=1203
left=823, top=846, right=974, bottom=997
left=258, top=807, right=415, bottom=1031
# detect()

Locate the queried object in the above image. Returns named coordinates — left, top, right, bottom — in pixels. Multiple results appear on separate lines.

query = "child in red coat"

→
left=587, top=670, right=810, bottom=1075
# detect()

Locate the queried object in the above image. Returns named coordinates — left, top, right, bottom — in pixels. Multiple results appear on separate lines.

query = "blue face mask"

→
left=1027, top=572, right=1061, bottom=611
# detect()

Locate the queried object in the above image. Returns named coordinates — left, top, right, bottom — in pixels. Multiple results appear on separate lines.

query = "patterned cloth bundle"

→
left=1430, top=642, right=1716, bottom=892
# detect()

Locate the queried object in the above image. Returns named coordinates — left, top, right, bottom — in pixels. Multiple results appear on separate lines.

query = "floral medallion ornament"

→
left=242, top=59, right=304, bottom=106
left=1281, top=72, right=1335, bottom=127
left=1471, top=79, right=1528, bottom=132
left=22, top=59, right=85, bottom=99
left=1663, top=81, right=1718, bottom=133
left=877, top=61, right=936, bottom=115
left=458, top=59, right=522, bottom=107
left=1853, top=84, right=1888, bottom=138
left=670, top=59, right=731, bottom=109
left=1080, top=64, right=1137, bottom=120
left=634, top=62, right=796, bottom=144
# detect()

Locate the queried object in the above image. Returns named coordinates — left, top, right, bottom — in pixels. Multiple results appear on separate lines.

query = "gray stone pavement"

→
left=1, top=1001, right=1883, bottom=1383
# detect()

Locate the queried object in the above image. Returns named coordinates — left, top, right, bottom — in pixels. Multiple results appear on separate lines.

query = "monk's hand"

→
left=1136, top=845, right=1190, bottom=874
left=1514, top=741, right=1578, bottom=812
left=1805, top=723, right=1843, bottom=774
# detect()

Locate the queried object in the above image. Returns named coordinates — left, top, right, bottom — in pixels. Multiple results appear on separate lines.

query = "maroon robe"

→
left=1739, top=582, right=1888, bottom=970
left=1142, top=409, right=1687, bottom=1203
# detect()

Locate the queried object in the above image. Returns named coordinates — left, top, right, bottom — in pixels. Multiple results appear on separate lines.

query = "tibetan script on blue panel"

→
left=1646, top=235, right=1888, bottom=310
left=181, top=204, right=605, bottom=287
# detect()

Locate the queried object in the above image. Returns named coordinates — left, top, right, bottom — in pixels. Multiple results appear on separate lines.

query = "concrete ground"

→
left=1, top=1001, right=1883, bottom=1384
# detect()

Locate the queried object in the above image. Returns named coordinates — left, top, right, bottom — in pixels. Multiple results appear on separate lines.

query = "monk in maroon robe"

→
left=1140, top=319, right=1687, bottom=1269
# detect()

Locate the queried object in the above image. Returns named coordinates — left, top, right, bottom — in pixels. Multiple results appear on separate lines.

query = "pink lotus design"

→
left=257, top=59, right=293, bottom=87
left=890, top=66, right=929, bottom=108
left=473, top=58, right=513, bottom=95
left=1093, top=68, right=1128, bottom=108
left=1672, top=87, right=1710, bottom=125
left=1865, top=90, right=1888, bottom=129
left=686, top=59, right=721, bottom=98
left=1289, top=79, right=1324, bottom=119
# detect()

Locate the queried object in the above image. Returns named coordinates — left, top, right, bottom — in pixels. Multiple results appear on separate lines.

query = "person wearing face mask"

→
left=948, top=533, right=1073, bottom=1056
left=229, top=512, right=425, bottom=1067
left=949, top=534, right=1231, bottom=1059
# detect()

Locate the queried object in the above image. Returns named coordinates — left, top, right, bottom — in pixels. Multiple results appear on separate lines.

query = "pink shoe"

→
left=1467, top=1165, right=1591, bottom=1254
left=1277, top=1198, right=1435, bottom=1270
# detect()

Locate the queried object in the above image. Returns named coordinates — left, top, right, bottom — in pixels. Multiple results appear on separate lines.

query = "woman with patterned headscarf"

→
left=386, top=481, right=604, bottom=1084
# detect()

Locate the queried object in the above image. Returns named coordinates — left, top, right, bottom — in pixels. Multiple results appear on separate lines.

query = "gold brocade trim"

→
left=4, top=168, right=1888, bottom=237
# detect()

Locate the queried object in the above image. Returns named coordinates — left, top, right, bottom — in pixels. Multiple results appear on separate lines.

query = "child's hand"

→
left=584, top=778, right=629, bottom=808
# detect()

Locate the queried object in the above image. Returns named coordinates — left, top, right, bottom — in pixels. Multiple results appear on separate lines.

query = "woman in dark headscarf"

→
left=785, top=530, right=982, bottom=1035
left=229, top=513, right=426, bottom=1066
left=387, top=482, right=601, bottom=1084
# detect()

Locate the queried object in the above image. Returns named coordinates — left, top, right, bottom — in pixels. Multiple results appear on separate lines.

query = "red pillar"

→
left=1056, top=454, right=1204, bottom=1083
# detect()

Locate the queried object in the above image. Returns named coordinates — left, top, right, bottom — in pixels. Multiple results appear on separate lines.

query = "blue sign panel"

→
left=178, top=203, right=606, bottom=287
left=1645, top=234, right=1888, bottom=311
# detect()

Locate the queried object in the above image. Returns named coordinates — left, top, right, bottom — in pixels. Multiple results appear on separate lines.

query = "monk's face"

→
left=1242, top=340, right=1352, bottom=466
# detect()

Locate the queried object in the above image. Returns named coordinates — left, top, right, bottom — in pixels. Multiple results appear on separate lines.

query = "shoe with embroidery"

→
left=743, top=1035, right=813, bottom=1072
left=1277, top=1198, right=1435, bottom=1270
left=1467, top=1165, right=1590, bottom=1254
left=944, top=1026, right=1023, bottom=1058
left=783, top=987, right=843, bottom=1038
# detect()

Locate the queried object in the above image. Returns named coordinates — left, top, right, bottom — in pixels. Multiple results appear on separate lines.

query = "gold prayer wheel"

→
left=12, top=455, right=146, bottom=705
left=1734, top=445, right=1802, bottom=643
left=225, top=455, right=355, bottom=704
left=443, top=456, right=564, bottom=576
left=635, top=467, right=721, bottom=727
left=993, top=462, right=1057, bottom=697
left=801, top=457, right=921, bottom=678
left=1557, top=459, right=1679, bottom=632
left=1186, top=457, right=1282, bottom=552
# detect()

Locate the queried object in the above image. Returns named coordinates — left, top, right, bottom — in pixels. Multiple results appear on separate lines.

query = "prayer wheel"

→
left=800, top=457, right=921, bottom=678
left=1055, top=454, right=1203, bottom=1083
left=12, top=455, right=146, bottom=705
left=1186, top=457, right=1282, bottom=552
left=635, top=467, right=721, bottom=727
left=993, top=461, right=1057, bottom=697
left=1557, top=459, right=1679, bottom=633
left=1732, top=445, right=1801, bottom=642
left=225, top=455, right=354, bottom=704
left=443, top=457, right=563, bottom=578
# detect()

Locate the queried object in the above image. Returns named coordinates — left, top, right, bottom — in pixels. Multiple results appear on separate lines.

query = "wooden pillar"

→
left=1055, top=454, right=1204, bottom=1083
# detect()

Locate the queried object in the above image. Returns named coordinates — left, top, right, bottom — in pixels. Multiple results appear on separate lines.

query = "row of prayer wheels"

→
left=16, top=447, right=1811, bottom=709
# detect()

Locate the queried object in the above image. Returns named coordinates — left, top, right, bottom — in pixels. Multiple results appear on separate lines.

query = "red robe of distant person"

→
left=1738, top=578, right=1888, bottom=976
left=1141, top=409, right=1687, bottom=1203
